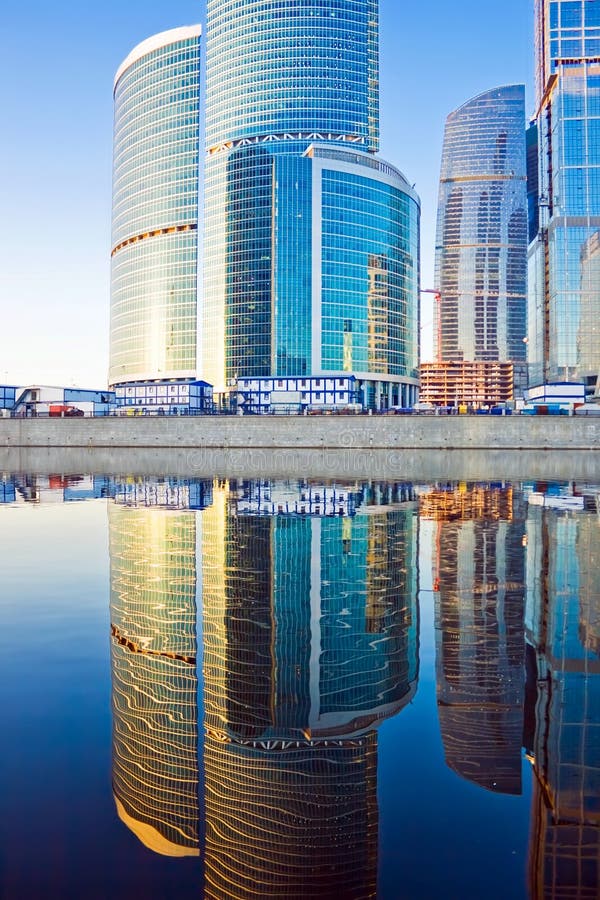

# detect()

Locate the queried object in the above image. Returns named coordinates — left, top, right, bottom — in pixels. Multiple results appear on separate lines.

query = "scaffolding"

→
left=419, top=361, right=514, bottom=408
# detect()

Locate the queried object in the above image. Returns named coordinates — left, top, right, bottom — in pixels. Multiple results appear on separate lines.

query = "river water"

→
left=1, top=473, right=598, bottom=899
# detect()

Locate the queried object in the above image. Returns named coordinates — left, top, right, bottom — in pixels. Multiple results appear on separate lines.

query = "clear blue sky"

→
left=0, top=0, right=533, bottom=387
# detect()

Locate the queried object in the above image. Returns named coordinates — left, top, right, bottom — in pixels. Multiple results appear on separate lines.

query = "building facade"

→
left=202, top=1, right=420, bottom=411
left=528, top=0, right=600, bottom=398
left=433, top=85, right=528, bottom=403
left=109, top=26, right=201, bottom=389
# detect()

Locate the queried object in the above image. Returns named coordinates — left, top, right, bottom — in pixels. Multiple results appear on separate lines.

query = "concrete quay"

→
left=1, top=413, right=600, bottom=452
left=1, top=416, right=599, bottom=482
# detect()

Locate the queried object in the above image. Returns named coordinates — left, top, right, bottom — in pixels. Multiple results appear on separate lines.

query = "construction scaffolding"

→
left=419, top=361, right=514, bottom=408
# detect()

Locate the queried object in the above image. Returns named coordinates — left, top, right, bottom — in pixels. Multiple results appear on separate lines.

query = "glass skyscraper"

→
left=202, top=1, right=420, bottom=409
left=434, top=86, right=528, bottom=395
left=528, top=0, right=600, bottom=396
left=109, top=27, right=201, bottom=388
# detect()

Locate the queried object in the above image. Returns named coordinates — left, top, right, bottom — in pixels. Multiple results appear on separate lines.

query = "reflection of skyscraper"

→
left=432, top=86, right=527, bottom=400
left=201, top=481, right=419, bottom=897
left=109, top=504, right=200, bottom=856
left=203, top=732, right=379, bottom=899
left=423, top=484, right=526, bottom=794
left=525, top=495, right=600, bottom=898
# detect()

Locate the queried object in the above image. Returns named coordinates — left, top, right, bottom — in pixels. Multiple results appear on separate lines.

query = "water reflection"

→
left=524, top=488, right=600, bottom=898
left=202, top=481, right=418, bottom=897
left=103, top=476, right=418, bottom=897
left=421, top=484, right=527, bottom=794
left=109, top=499, right=201, bottom=857
left=1, top=472, right=599, bottom=897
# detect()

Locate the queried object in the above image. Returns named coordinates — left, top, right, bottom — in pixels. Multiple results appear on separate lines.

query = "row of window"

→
left=116, top=42, right=200, bottom=97
left=549, top=0, right=600, bottom=30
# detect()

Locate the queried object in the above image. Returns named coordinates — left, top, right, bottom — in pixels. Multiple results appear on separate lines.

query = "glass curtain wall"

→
left=109, top=27, right=201, bottom=387
left=202, top=1, right=419, bottom=402
left=434, top=86, right=528, bottom=384
left=529, top=0, right=600, bottom=393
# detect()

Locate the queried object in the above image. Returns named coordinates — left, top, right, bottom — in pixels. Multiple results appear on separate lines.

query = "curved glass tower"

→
left=203, top=1, right=419, bottom=409
left=109, top=26, right=201, bottom=388
left=434, top=86, right=528, bottom=384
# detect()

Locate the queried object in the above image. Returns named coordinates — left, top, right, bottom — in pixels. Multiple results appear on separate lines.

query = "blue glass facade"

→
left=203, top=1, right=419, bottom=408
left=435, top=86, right=528, bottom=387
left=205, top=0, right=379, bottom=152
left=109, top=27, right=201, bottom=387
left=529, top=1, right=600, bottom=394
left=0, top=386, right=17, bottom=410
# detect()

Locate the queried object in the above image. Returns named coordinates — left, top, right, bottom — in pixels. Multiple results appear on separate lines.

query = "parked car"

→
left=49, top=405, right=84, bottom=417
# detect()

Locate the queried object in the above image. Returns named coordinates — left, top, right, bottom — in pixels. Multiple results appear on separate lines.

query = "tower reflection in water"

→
left=106, top=475, right=599, bottom=897
left=424, top=480, right=600, bottom=898
left=524, top=486, right=600, bottom=899
left=422, top=483, right=527, bottom=795
left=109, top=477, right=419, bottom=895
left=109, top=478, right=211, bottom=857
left=202, top=480, right=419, bottom=898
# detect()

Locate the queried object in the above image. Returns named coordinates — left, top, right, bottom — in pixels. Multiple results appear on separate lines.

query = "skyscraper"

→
left=528, top=0, right=600, bottom=398
left=109, top=27, right=201, bottom=390
left=428, top=86, right=528, bottom=404
left=202, top=1, right=420, bottom=410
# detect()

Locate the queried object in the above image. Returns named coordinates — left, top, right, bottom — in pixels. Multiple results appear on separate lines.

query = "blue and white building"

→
left=114, top=379, right=212, bottom=415
left=236, top=374, right=358, bottom=414
left=7, top=385, right=116, bottom=417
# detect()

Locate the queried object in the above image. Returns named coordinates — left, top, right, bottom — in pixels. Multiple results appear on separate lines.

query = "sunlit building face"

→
left=109, top=27, right=201, bottom=387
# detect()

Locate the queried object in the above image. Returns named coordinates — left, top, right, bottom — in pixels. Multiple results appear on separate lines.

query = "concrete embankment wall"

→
left=1, top=416, right=599, bottom=481
left=2, top=414, right=600, bottom=451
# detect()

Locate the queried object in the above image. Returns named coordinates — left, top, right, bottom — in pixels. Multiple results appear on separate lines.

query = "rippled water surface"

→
left=0, top=474, right=598, bottom=899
